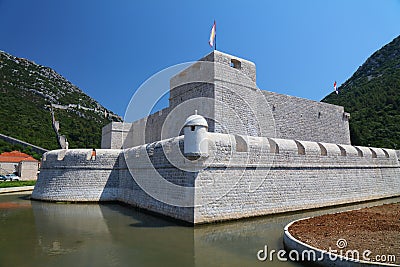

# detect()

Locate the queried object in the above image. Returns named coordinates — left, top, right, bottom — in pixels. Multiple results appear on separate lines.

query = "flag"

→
left=209, top=20, right=216, bottom=48
left=334, top=81, right=338, bottom=94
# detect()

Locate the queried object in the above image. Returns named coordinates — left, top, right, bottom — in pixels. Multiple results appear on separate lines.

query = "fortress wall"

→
left=104, top=107, right=173, bottom=149
left=144, top=107, right=172, bottom=144
left=194, top=133, right=400, bottom=223
left=32, top=149, right=121, bottom=202
left=262, top=91, right=351, bottom=145
left=35, top=135, right=399, bottom=224
left=169, top=82, right=216, bottom=133
left=118, top=168, right=195, bottom=222
left=124, top=117, right=147, bottom=148
left=170, top=82, right=215, bottom=109
left=213, top=77, right=276, bottom=138
left=117, top=137, right=196, bottom=222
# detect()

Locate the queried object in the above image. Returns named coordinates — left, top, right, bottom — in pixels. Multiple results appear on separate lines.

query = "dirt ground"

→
left=288, top=203, right=400, bottom=265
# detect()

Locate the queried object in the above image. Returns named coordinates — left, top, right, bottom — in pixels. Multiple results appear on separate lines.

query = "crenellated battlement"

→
left=33, top=128, right=400, bottom=224
left=204, top=133, right=398, bottom=162
left=41, top=149, right=121, bottom=167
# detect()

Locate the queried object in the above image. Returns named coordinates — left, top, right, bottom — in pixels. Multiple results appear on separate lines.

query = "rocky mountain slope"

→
left=0, top=51, right=121, bottom=150
left=322, top=35, right=400, bottom=149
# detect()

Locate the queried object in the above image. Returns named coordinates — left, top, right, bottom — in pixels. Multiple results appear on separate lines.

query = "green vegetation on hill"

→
left=0, top=51, right=121, bottom=151
left=322, top=35, right=400, bottom=149
left=53, top=109, right=105, bottom=149
left=0, top=83, right=57, bottom=150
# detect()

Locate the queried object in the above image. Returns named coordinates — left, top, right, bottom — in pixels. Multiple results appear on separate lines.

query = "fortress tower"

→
left=102, top=51, right=351, bottom=149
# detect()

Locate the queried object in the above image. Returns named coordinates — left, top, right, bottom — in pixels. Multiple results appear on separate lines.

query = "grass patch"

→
left=0, top=180, right=36, bottom=188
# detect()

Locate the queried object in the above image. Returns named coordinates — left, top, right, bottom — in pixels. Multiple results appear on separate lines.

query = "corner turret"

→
left=183, top=111, right=209, bottom=159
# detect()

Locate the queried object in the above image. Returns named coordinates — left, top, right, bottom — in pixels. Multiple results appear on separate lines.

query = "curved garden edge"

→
left=283, top=218, right=399, bottom=267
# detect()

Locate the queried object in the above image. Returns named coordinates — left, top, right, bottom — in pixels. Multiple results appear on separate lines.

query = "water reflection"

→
left=30, top=201, right=194, bottom=267
left=32, top=201, right=114, bottom=266
left=0, top=193, right=398, bottom=267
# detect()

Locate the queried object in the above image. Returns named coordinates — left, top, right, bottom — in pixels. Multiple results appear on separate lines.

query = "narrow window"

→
left=190, top=126, right=195, bottom=131
left=230, top=59, right=241, bottom=69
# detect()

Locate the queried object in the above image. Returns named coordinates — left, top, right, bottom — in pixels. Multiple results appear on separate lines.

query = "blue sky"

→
left=1, top=0, right=399, bottom=117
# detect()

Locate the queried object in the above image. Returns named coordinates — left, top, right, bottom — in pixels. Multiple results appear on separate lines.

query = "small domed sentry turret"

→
left=184, top=110, right=209, bottom=159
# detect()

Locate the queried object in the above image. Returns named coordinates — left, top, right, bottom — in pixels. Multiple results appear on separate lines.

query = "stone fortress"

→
left=32, top=51, right=400, bottom=224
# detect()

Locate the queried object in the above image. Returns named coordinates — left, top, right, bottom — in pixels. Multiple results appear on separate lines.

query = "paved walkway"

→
left=0, top=186, right=34, bottom=194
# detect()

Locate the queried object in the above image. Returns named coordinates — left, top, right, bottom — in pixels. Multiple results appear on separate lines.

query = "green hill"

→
left=322, top=35, right=400, bottom=149
left=0, top=51, right=121, bottom=151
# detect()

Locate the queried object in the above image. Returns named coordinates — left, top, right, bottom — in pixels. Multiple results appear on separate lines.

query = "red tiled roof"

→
left=0, top=151, right=38, bottom=163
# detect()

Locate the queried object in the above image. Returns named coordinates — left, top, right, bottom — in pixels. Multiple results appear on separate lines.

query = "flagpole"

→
left=215, top=32, right=217, bottom=51
left=214, top=20, right=217, bottom=50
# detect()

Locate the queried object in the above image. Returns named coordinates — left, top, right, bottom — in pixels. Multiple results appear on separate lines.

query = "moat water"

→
left=0, top=192, right=399, bottom=267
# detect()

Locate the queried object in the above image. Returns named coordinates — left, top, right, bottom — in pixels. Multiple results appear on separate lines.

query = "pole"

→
left=215, top=32, right=217, bottom=50
left=214, top=21, right=217, bottom=50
